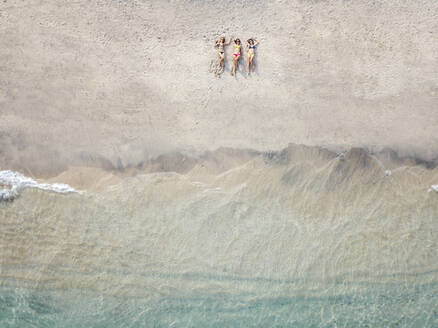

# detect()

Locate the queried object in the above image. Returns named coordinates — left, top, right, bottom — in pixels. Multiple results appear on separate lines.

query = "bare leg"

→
left=219, top=53, right=225, bottom=69
left=232, top=57, right=237, bottom=75
left=249, top=57, right=254, bottom=72
left=235, top=55, right=241, bottom=75
left=246, top=58, right=250, bottom=75
left=211, top=53, right=224, bottom=76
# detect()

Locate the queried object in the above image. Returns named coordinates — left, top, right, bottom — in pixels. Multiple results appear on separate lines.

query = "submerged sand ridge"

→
left=1, top=144, right=438, bottom=296
left=1, top=0, right=437, bottom=174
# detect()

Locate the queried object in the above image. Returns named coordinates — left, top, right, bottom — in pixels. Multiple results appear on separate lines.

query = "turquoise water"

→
left=1, top=279, right=437, bottom=327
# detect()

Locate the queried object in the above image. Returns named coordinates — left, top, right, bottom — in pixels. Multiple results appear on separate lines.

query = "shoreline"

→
left=2, top=143, right=438, bottom=192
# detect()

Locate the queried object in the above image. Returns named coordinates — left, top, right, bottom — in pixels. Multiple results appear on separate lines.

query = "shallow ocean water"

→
left=1, top=147, right=438, bottom=327
left=1, top=276, right=438, bottom=328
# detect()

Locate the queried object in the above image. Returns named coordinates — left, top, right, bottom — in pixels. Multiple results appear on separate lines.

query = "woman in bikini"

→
left=231, top=38, right=242, bottom=76
left=246, top=38, right=259, bottom=75
left=215, top=36, right=230, bottom=71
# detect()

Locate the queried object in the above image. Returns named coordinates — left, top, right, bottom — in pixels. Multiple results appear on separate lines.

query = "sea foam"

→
left=0, top=170, right=77, bottom=201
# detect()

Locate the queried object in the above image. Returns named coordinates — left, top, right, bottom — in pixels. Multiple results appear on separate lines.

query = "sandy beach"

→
left=1, top=0, right=437, bottom=177
left=1, top=1, right=438, bottom=326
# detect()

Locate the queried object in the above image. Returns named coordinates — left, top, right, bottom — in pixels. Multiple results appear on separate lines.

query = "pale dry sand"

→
left=1, top=0, right=437, bottom=176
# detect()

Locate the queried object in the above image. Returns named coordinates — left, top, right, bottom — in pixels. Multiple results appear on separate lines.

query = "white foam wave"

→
left=0, top=170, right=77, bottom=201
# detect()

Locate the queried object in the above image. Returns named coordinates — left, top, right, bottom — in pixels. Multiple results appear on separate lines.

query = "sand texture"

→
left=1, top=0, right=437, bottom=176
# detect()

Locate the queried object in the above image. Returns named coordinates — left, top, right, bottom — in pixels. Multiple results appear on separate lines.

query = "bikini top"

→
left=249, top=45, right=256, bottom=49
left=234, top=45, right=241, bottom=49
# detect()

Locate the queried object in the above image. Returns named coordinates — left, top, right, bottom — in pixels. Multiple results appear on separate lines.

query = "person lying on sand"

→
left=246, top=38, right=259, bottom=75
left=215, top=36, right=231, bottom=70
left=231, top=38, right=241, bottom=76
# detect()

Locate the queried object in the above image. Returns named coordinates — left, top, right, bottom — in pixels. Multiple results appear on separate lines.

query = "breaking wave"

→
left=0, top=170, right=77, bottom=201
